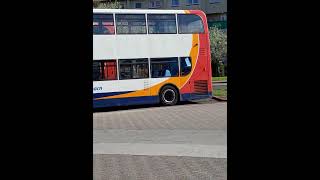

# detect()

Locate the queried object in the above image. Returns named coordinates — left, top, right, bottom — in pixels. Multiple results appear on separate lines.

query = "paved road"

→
left=93, top=99, right=227, bottom=180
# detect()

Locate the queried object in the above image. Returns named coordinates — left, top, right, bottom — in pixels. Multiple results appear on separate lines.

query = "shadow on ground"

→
left=93, top=101, right=200, bottom=113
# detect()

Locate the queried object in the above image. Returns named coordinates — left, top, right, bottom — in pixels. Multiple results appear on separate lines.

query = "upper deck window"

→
left=148, top=14, right=177, bottom=34
left=178, top=14, right=204, bottom=34
left=116, top=14, right=147, bottom=34
left=93, top=14, right=115, bottom=35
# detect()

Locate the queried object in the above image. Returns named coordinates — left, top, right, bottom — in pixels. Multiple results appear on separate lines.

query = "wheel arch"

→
left=158, top=83, right=181, bottom=102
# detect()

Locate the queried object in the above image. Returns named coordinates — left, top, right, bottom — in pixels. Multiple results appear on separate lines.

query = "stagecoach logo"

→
left=93, top=87, right=102, bottom=91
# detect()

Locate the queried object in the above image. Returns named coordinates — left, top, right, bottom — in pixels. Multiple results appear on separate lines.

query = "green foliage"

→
left=209, top=27, right=227, bottom=64
left=212, top=86, right=227, bottom=98
left=93, top=0, right=121, bottom=9
left=212, top=76, right=227, bottom=81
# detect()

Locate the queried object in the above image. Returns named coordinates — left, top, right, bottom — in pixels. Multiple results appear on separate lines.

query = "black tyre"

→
left=160, top=85, right=179, bottom=106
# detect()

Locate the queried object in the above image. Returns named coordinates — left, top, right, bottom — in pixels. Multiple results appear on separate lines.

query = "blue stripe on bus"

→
left=93, top=96, right=160, bottom=108
left=93, top=92, right=212, bottom=108
left=93, top=91, right=133, bottom=99
left=181, top=92, right=212, bottom=101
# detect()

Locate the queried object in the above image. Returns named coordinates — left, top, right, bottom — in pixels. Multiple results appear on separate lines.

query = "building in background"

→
left=93, top=0, right=227, bottom=30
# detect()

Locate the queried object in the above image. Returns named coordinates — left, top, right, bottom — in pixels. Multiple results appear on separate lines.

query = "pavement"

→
left=94, top=155, right=227, bottom=180
left=212, top=80, right=227, bottom=84
left=212, top=83, right=227, bottom=86
left=93, top=99, right=227, bottom=180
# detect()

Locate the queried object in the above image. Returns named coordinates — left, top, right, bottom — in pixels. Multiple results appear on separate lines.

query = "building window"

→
left=93, top=14, right=115, bottom=35
left=116, top=14, right=147, bottom=34
left=93, top=60, right=117, bottom=81
left=180, top=57, right=192, bottom=76
left=178, top=14, right=204, bottom=34
left=119, top=59, right=149, bottom=80
left=221, top=15, right=226, bottom=21
left=209, top=0, right=222, bottom=4
left=187, top=0, right=199, bottom=5
left=135, top=3, right=142, bottom=8
left=151, top=58, right=179, bottom=78
left=171, top=0, right=179, bottom=7
left=150, top=0, right=161, bottom=8
left=192, top=0, right=199, bottom=5
left=222, top=14, right=227, bottom=21
left=119, top=3, right=125, bottom=9
left=148, top=14, right=177, bottom=34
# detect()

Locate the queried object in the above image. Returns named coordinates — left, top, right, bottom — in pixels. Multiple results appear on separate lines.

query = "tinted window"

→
left=119, top=59, right=149, bottom=79
left=93, top=14, right=115, bottom=35
left=148, top=14, right=177, bottom=34
left=193, top=0, right=199, bottom=4
left=116, top=14, right=147, bottom=34
left=93, top=61, right=102, bottom=80
left=171, top=0, right=179, bottom=6
left=180, top=57, right=192, bottom=76
left=151, top=58, right=179, bottom=78
left=135, top=3, right=142, bottom=8
left=178, top=14, right=204, bottom=34
left=93, top=60, right=117, bottom=81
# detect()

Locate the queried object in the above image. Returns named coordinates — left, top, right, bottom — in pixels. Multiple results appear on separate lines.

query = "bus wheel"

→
left=160, top=85, right=179, bottom=106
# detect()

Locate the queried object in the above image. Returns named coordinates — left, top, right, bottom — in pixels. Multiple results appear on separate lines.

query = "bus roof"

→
left=93, top=9, right=203, bottom=14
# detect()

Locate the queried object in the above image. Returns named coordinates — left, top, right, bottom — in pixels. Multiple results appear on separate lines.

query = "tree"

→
left=93, top=0, right=121, bottom=9
left=209, top=27, right=227, bottom=76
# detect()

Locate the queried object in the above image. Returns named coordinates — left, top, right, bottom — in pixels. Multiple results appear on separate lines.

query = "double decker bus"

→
left=93, top=9, right=212, bottom=108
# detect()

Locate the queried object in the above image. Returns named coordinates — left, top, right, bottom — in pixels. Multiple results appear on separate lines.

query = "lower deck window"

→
left=119, top=59, right=149, bottom=80
left=180, top=57, right=192, bottom=76
left=151, top=57, right=179, bottom=78
left=93, top=57, right=192, bottom=81
left=93, top=60, right=117, bottom=81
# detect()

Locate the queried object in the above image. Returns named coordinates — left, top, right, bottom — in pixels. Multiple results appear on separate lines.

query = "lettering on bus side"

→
left=93, top=87, right=102, bottom=91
